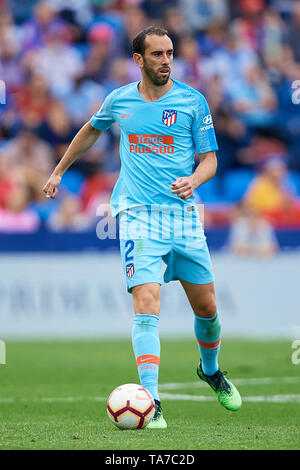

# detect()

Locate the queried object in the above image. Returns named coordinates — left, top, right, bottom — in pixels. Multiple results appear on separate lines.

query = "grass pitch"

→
left=0, top=338, right=299, bottom=450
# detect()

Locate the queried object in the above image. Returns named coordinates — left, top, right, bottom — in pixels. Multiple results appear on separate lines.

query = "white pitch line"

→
left=159, top=376, right=300, bottom=390
left=36, top=397, right=85, bottom=403
left=0, top=394, right=300, bottom=405
left=0, top=376, right=299, bottom=405
left=159, top=393, right=300, bottom=404
left=0, top=397, right=106, bottom=404
left=160, top=393, right=215, bottom=402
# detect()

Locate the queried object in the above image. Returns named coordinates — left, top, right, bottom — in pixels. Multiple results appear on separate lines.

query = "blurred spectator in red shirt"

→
left=14, top=72, right=53, bottom=128
left=80, top=163, right=116, bottom=216
left=232, top=0, right=265, bottom=50
left=0, top=157, right=14, bottom=209
left=233, top=1, right=284, bottom=65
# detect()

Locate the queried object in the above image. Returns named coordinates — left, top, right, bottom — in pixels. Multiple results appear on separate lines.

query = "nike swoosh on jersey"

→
left=121, top=114, right=133, bottom=118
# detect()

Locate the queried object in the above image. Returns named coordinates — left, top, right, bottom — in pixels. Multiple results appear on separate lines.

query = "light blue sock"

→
left=132, top=314, right=160, bottom=402
left=194, top=312, right=221, bottom=376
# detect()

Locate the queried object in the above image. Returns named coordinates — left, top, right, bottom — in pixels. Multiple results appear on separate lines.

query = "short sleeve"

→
left=90, top=91, right=115, bottom=131
left=192, top=93, right=218, bottom=154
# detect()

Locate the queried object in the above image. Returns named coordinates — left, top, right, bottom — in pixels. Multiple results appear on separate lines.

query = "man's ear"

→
left=133, top=52, right=143, bottom=69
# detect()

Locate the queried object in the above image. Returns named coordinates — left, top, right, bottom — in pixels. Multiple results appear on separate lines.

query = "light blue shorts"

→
left=118, top=205, right=214, bottom=293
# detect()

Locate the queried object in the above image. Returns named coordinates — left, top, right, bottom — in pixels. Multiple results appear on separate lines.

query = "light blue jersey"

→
left=90, top=79, right=218, bottom=216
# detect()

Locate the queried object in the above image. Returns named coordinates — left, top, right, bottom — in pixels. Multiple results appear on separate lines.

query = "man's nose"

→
left=162, top=54, right=170, bottom=64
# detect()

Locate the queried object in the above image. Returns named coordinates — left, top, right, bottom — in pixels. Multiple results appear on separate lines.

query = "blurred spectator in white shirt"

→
left=46, top=0, right=93, bottom=27
left=28, top=23, right=84, bottom=97
left=179, top=0, right=229, bottom=33
left=227, top=63, right=278, bottom=128
left=204, top=30, right=259, bottom=92
left=46, top=194, right=94, bottom=232
left=229, top=203, right=278, bottom=258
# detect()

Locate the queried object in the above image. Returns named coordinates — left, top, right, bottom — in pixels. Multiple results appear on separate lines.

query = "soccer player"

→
left=43, top=26, right=242, bottom=429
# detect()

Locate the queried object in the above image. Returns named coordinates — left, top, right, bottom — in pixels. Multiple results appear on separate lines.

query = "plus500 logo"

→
left=128, top=134, right=174, bottom=154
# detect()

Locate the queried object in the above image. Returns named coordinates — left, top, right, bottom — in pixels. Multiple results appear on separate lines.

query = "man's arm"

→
left=43, top=121, right=103, bottom=199
left=171, top=150, right=217, bottom=200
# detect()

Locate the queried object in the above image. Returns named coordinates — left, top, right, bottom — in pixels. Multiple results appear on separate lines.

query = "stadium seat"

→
left=196, top=177, right=224, bottom=203
left=60, top=170, right=85, bottom=195
left=286, top=171, right=300, bottom=197
left=223, top=169, right=255, bottom=203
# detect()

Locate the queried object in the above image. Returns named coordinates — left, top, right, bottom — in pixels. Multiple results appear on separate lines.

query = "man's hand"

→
left=43, top=173, right=62, bottom=199
left=171, top=176, right=195, bottom=200
left=171, top=152, right=217, bottom=200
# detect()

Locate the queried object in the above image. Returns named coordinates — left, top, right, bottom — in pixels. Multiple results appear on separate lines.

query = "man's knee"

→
left=193, top=296, right=217, bottom=318
left=132, top=284, right=160, bottom=315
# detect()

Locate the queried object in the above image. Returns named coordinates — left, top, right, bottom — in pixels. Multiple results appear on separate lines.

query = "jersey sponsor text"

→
left=129, top=134, right=174, bottom=154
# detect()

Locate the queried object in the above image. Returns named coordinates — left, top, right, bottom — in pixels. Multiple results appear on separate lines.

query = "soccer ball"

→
left=106, top=383, right=155, bottom=430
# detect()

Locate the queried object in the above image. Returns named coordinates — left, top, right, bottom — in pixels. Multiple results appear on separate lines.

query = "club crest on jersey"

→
left=126, top=263, right=135, bottom=278
left=162, top=109, right=177, bottom=127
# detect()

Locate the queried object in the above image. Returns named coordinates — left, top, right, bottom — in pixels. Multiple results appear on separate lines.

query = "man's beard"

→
left=143, top=60, right=170, bottom=86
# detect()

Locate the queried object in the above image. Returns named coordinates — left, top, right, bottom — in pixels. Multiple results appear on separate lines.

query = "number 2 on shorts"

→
left=125, top=240, right=134, bottom=262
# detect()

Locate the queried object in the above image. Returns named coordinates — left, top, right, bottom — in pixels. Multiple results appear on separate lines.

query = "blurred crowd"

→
left=0, top=0, right=300, bottom=246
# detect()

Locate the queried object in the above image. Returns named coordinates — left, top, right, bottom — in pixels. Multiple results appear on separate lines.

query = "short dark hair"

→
left=132, top=26, right=171, bottom=56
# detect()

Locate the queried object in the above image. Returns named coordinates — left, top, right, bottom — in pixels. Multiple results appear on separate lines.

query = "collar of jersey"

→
left=135, top=78, right=176, bottom=103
